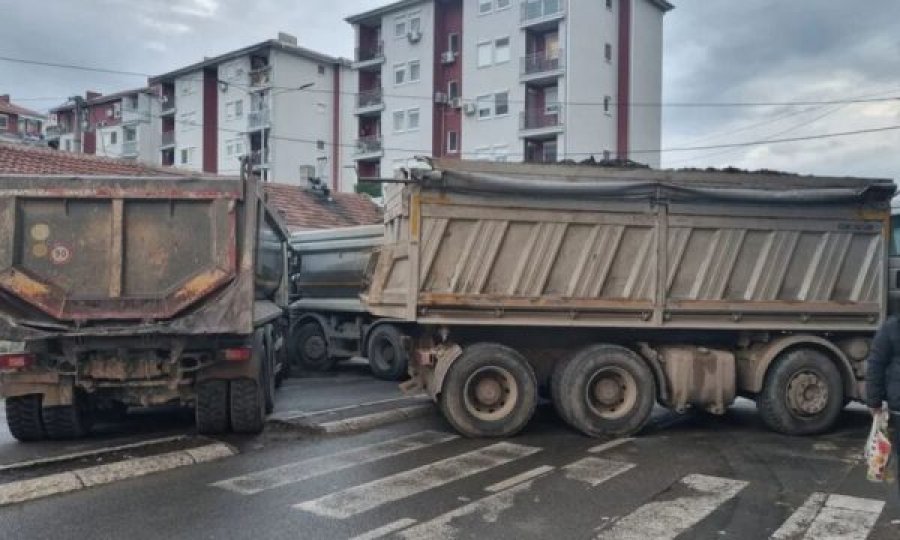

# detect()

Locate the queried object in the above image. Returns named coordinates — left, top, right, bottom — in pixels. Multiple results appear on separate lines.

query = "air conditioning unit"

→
left=463, top=102, right=477, bottom=115
left=407, top=30, right=422, bottom=43
left=449, top=97, right=463, bottom=109
left=441, top=51, right=456, bottom=64
left=434, top=92, right=449, bottom=104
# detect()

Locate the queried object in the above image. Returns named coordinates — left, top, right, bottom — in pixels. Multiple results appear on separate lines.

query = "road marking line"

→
left=348, top=518, right=418, bottom=540
left=595, top=474, right=748, bottom=540
left=485, top=465, right=555, bottom=493
left=0, top=442, right=235, bottom=507
left=316, top=405, right=434, bottom=434
left=271, top=396, right=428, bottom=421
left=588, top=438, right=634, bottom=454
left=772, top=492, right=884, bottom=540
left=562, top=457, right=635, bottom=487
left=0, top=434, right=189, bottom=472
left=213, top=431, right=458, bottom=495
left=293, top=442, right=540, bottom=519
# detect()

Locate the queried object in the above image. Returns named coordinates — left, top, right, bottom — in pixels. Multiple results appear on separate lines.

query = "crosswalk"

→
left=210, top=430, right=891, bottom=540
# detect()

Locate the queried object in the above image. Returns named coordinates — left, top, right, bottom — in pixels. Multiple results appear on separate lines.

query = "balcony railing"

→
left=355, top=41, right=385, bottom=63
left=521, top=0, right=565, bottom=23
left=520, top=106, right=564, bottom=131
left=357, top=88, right=384, bottom=109
left=354, top=136, right=383, bottom=156
left=522, top=49, right=564, bottom=76
left=249, top=66, right=272, bottom=88
left=46, top=125, right=71, bottom=138
left=160, top=95, right=176, bottom=114
left=248, top=107, right=271, bottom=130
left=121, top=104, right=147, bottom=124
left=122, top=140, right=138, bottom=156
left=161, top=131, right=175, bottom=147
left=249, top=147, right=271, bottom=167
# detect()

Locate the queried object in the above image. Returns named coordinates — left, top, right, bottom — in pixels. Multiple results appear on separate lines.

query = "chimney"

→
left=277, top=32, right=298, bottom=47
left=85, top=90, right=102, bottom=101
left=0, top=94, right=9, bottom=103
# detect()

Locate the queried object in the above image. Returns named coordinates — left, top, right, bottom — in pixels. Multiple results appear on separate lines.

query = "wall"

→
left=339, top=64, right=360, bottom=192
left=174, top=71, right=204, bottom=171
left=216, top=56, right=252, bottom=175
left=137, top=92, right=162, bottom=165
left=629, top=0, right=664, bottom=168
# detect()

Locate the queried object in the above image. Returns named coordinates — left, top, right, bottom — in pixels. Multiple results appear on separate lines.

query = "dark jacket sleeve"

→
left=866, top=317, right=894, bottom=408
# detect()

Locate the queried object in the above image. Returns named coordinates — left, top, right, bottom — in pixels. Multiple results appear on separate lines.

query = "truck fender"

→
left=196, top=329, right=265, bottom=382
left=737, top=335, right=857, bottom=399
left=417, top=342, right=463, bottom=402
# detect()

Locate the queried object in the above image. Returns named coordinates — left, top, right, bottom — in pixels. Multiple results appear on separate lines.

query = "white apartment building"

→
left=149, top=33, right=359, bottom=191
left=346, top=0, right=671, bottom=176
left=47, top=89, right=161, bottom=164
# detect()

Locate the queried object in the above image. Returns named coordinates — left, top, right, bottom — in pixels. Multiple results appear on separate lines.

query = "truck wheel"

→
left=293, top=322, right=335, bottom=372
left=231, top=332, right=267, bottom=434
left=550, top=357, right=573, bottom=426
left=758, top=349, right=843, bottom=436
left=440, top=343, right=537, bottom=438
left=5, top=394, right=46, bottom=442
left=42, top=391, right=93, bottom=440
left=367, top=325, right=409, bottom=381
left=555, top=345, right=656, bottom=438
left=263, top=329, right=276, bottom=414
left=196, top=380, right=229, bottom=434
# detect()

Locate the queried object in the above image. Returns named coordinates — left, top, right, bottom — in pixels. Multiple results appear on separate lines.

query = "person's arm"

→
left=866, top=318, right=893, bottom=411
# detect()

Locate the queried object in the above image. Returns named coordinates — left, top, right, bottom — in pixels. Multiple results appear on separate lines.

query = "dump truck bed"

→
left=363, top=160, right=895, bottom=332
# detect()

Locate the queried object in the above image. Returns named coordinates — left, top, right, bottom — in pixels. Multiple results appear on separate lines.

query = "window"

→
left=180, top=111, right=197, bottom=130
left=477, top=42, right=493, bottom=68
left=394, top=64, right=406, bottom=85
left=494, top=37, right=510, bottom=64
left=180, top=148, right=189, bottom=164
left=607, top=0, right=613, bottom=9
left=318, top=64, right=326, bottom=75
left=179, top=82, right=193, bottom=96
left=545, top=87, right=560, bottom=114
left=393, top=110, right=405, bottom=132
left=394, top=16, right=407, bottom=38
left=0, top=115, right=7, bottom=129
left=604, top=96, right=612, bottom=115
left=124, top=128, right=136, bottom=142
left=477, top=95, right=492, bottom=118
left=234, top=140, right=243, bottom=155
left=109, top=131, right=117, bottom=145
left=448, top=33, right=460, bottom=54
left=234, top=100, right=243, bottom=117
left=494, top=91, right=509, bottom=116
left=448, top=80, right=460, bottom=99
left=891, top=215, right=900, bottom=257
left=496, top=0, right=511, bottom=9
left=317, top=140, right=325, bottom=150
left=226, top=141, right=233, bottom=156
left=407, top=108, right=420, bottom=130
left=409, top=14, right=421, bottom=33
left=64, top=139, right=71, bottom=151
left=408, top=60, right=421, bottom=82
left=447, top=131, right=459, bottom=153
left=479, top=0, right=492, bottom=14
left=605, top=43, right=613, bottom=62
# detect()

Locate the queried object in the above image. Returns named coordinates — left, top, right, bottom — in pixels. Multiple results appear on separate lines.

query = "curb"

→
left=0, top=442, right=236, bottom=507
left=269, top=403, right=436, bottom=435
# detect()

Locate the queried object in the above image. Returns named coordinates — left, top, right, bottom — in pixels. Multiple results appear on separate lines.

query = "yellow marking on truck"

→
left=174, top=269, right=227, bottom=300
left=32, top=243, right=48, bottom=258
left=1, top=270, right=49, bottom=297
left=30, top=223, right=49, bottom=241
left=409, top=193, right=420, bottom=240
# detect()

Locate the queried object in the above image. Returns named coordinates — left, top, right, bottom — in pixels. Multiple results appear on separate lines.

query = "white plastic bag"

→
left=865, top=410, right=893, bottom=483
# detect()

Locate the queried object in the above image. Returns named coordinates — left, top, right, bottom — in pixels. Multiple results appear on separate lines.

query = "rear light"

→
left=0, top=353, right=36, bottom=370
left=223, top=347, right=252, bottom=362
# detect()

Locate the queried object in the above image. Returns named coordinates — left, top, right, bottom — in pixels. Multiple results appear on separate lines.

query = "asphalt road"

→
left=0, top=394, right=896, bottom=540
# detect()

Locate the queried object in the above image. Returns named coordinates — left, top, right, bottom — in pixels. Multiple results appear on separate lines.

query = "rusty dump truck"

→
left=0, top=166, right=292, bottom=440
left=362, top=159, right=897, bottom=438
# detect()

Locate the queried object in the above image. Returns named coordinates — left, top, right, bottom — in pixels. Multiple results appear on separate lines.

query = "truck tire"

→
left=293, top=322, right=336, bottom=372
left=367, top=325, right=409, bottom=381
left=42, top=392, right=93, bottom=440
left=263, top=328, right=276, bottom=414
left=5, top=394, right=45, bottom=442
left=550, top=357, right=573, bottom=426
left=230, top=379, right=265, bottom=434
left=440, top=343, right=537, bottom=438
left=554, top=345, right=656, bottom=438
left=196, top=380, right=230, bottom=434
left=757, top=349, right=844, bottom=436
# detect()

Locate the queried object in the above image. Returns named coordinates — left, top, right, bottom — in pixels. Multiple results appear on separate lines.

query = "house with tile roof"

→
left=0, top=95, right=46, bottom=146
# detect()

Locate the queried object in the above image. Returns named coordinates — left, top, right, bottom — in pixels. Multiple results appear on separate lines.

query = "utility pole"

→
left=69, top=95, right=85, bottom=153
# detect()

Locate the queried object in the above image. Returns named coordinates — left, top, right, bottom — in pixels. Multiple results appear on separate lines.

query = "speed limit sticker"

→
left=50, top=243, right=72, bottom=265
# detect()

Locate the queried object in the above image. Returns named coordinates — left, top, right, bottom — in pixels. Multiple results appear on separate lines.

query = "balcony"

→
left=249, top=147, right=271, bottom=169
left=356, top=88, right=384, bottom=116
left=121, top=103, right=147, bottom=124
left=354, top=136, right=383, bottom=160
left=521, top=49, right=565, bottom=84
left=160, top=95, right=176, bottom=115
left=520, top=106, right=564, bottom=137
left=249, top=66, right=272, bottom=88
left=520, top=0, right=565, bottom=28
left=248, top=107, right=271, bottom=130
left=161, top=131, right=175, bottom=148
left=122, top=140, right=138, bottom=157
left=353, top=42, right=385, bottom=70
left=45, top=125, right=70, bottom=139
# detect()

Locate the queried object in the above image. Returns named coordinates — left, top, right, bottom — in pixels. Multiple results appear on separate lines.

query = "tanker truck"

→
left=288, top=225, right=410, bottom=381
left=362, top=159, right=897, bottom=438
left=0, top=163, right=292, bottom=440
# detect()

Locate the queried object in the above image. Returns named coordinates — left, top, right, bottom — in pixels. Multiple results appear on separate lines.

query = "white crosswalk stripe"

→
left=562, top=457, right=635, bottom=487
left=771, top=492, right=884, bottom=540
left=293, top=442, right=540, bottom=519
left=211, top=431, right=458, bottom=495
left=595, top=474, right=748, bottom=540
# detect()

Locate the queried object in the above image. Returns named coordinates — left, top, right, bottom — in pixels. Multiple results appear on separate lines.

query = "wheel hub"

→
left=303, top=336, right=326, bottom=359
left=475, top=378, right=503, bottom=406
left=593, top=378, right=623, bottom=405
left=585, top=367, right=638, bottom=420
left=463, top=366, right=518, bottom=422
left=787, top=371, right=828, bottom=416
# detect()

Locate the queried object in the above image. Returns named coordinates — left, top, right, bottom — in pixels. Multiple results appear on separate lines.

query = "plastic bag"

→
left=865, top=410, right=893, bottom=483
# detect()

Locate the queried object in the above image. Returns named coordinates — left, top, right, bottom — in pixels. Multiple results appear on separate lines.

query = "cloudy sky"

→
left=2, top=0, right=899, bottom=178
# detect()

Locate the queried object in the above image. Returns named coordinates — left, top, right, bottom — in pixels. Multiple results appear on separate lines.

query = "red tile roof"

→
left=0, top=143, right=188, bottom=176
left=0, top=100, right=44, bottom=119
left=263, top=183, right=383, bottom=231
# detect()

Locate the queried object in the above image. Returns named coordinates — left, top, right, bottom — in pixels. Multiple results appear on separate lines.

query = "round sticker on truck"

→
left=50, top=242, right=72, bottom=265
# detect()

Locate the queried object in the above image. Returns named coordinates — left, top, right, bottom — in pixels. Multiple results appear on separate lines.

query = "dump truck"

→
left=288, top=225, right=410, bottom=380
left=362, top=159, right=896, bottom=438
left=0, top=164, right=292, bottom=440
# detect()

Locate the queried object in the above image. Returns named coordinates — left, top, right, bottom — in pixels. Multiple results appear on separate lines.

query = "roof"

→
left=0, top=99, right=45, bottom=119
left=50, top=88, right=152, bottom=113
left=149, top=39, right=347, bottom=84
left=346, top=0, right=428, bottom=24
left=263, top=183, right=383, bottom=231
left=649, top=0, right=675, bottom=12
left=0, top=143, right=196, bottom=176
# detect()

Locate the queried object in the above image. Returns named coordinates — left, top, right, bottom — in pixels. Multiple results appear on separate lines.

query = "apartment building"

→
left=47, top=89, right=161, bottom=163
left=149, top=33, right=359, bottom=190
left=0, top=95, right=46, bottom=145
left=346, top=0, right=671, bottom=175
